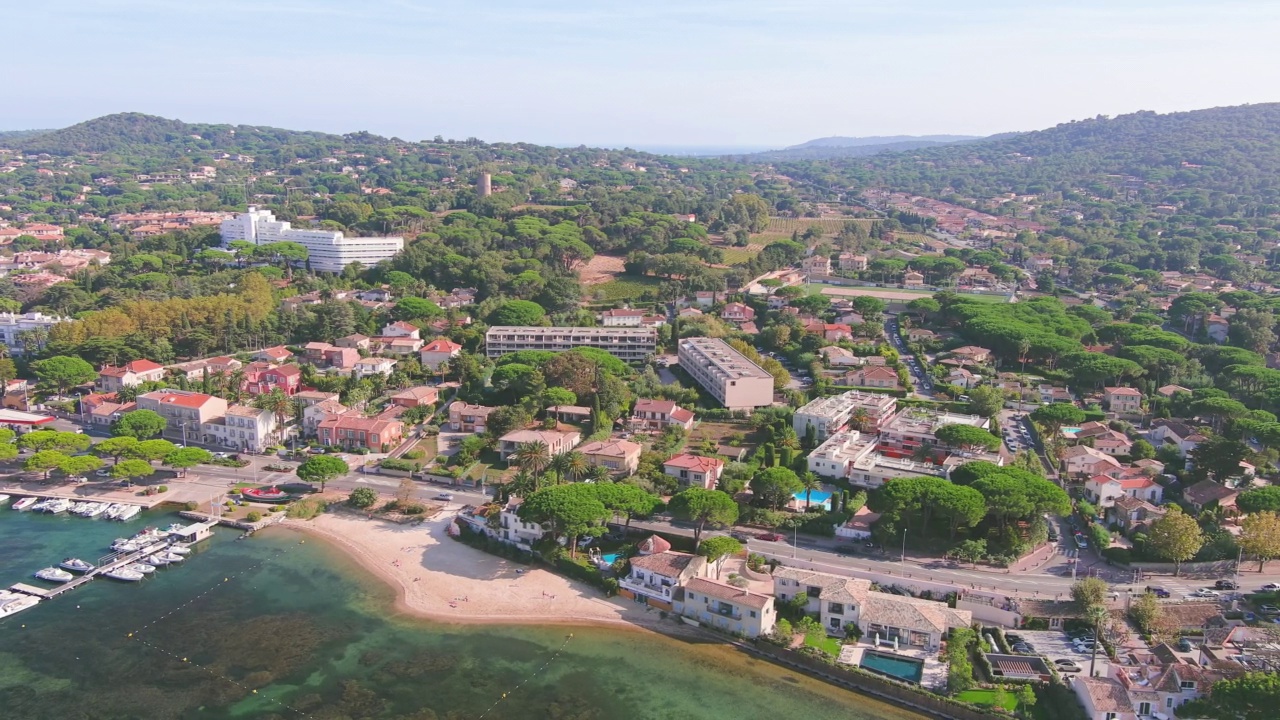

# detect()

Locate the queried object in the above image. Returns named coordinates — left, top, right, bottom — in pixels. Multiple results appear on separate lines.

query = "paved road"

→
left=884, top=315, right=934, bottom=399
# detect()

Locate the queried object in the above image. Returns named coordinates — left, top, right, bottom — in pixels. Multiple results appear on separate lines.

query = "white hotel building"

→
left=220, top=206, right=403, bottom=273
left=484, top=326, right=657, bottom=362
left=793, top=390, right=898, bottom=441
left=676, top=337, right=774, bottom=411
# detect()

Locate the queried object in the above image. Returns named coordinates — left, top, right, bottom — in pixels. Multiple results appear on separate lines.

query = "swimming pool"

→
left=793, top=490, right=832, bottom=506
left=859, top=651, right=923, bottom=684
left=600, top=553, right=620, bottom=564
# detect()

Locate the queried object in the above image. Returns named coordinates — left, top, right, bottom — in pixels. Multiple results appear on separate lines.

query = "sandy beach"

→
left=280, top=512, right=666, bottom=630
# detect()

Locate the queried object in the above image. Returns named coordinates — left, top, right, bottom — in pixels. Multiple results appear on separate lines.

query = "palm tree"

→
left=227, top=368, right=247, bottom=404
left=548, top=452, right=572, bottom=484
left=253, top=388, right=293, bottom=435
left=564, top=451, right=591, bottom=483
left=1018, top=336, right=1032, bottom=373
left=513, top=440, right=550, bottom=477
left=502, top=470, right=537, bottom=502
left=1085, top=604, right=1110, bottom=677
left=850, top=408, right=870, bottom=432
left=800, top=472, right=822, bottom=510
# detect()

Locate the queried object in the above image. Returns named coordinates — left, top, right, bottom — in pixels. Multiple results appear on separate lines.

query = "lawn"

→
left=585, top=276, right=665, bottom=302
left=719, top=247, right=757, bottom=265
left=766, top=217, right=875, bottom=236
left=804, top=633, right=844, bottom=657
left=957, top=689, right=1018, bottom=711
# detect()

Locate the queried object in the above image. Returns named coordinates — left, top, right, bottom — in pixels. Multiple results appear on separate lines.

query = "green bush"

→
left=402, top=449, right=425, bottom=460
left=379, top=458, right=417, bottom=472
left=268, top=505, right=282, bottom=513
left=1102, top=547, right=1132, bottom=565
left=246, top=511, right=263, bottom=522
left=157, top=485, right=169, bottom=493
left=183, top=501, right=198, bottom=511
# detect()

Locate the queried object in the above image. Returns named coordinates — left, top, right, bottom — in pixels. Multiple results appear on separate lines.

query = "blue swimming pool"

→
left=859, top=651, right=923, bottom=684
left=600, top=553, right=620, bottom=564
left=793, top=490, right=832, bottom=505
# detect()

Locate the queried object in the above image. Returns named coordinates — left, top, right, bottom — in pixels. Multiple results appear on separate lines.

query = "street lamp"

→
left=901, top=527, right=907, bottom=568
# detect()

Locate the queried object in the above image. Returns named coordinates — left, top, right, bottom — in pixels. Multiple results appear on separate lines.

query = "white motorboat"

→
left=0, top=494, right=10, bottom=505
left=115, top=505, right=141, bottom=521
left=34, top=567, right=73, bottom=582
left=59, top=558, right=95, bottom=574
left=167, top=544, right=192, bottom=556
left=12, top=497, right=37, bottom=511
left=0, top=593, right=39, bottom=619
left=103, top=504, right=124, bottom=520
left=42, top=498, right=72, bottom=514
left=133, top=527, right=167, bottom=543
left=148, top=554, right=172, bottom=566
left=83, top=502, right=109, bottom=517
left=104, top=568, right=144, bottom=582
left=127, top=563, right=156, bottom=574
left=152, top=551, right=184, bottom=564
left=29, top=499, right=51, bottom=512
left=164, top=523, right=186, bottom=534
left=70, top=502, right=90, bottom=514
left=111, top=538, right=141, bottom=552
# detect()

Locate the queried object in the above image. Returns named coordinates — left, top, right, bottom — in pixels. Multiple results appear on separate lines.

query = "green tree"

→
left=1031, top=403, right=1085, bottom=436
left=93, top=436, right=139, bottom=463
left=163, top=447, right=212, bottom=477
left=487, top=300, right=547, bottom=326
left=934, top=424, right=1001, bottom=452
left=965, top=386, right=1004, bottom=417
left=1128, top=592, right=1163, bottom=634
left=296, top=454, right=350, bottom=492
left=698, top=535, right=743, bottom=578
left=934, top=483, right=988, bottom=539
left=669, top=488, right=739, bottom=549
left=517, top=483, right=610, bottom=558
left=24, top=450, right=69, bottom=479
left=1147, top=506, right=1204, bottom=576
left=953, top=538, right=987, bottom=567
left=19, top=430, right=90, bottom=454
left=253, top=387, right=294, bottom=430
left=58, top=454, right=102, bottom=478
left=1129, top=439, right=1156, bottom=460
left=1239, top=512, right=1280, bottom=572
left=348, top=487, right=378, bottom=509
left=1189, top=435, right=1249, bottom=482
left=111, top=409, right=168, bottom=439
left=1015, top=685, right=1036, bottom=717
left=513, top=440, right=551, bottom=476
left=111, top=458, right=156, bottom=486
left=33, top=355, right=96, bottom=396
left=131, top=439, right=178, bottom=464
left=1071, top=577, right=1110, bottom=610
left=751, top=466, right=803, bottom=510
left=1239, top=487, right=1280, bottom=514
left=392, top=296, right=443, bottom=321
left=1178, top=672, right=1280, bottom=720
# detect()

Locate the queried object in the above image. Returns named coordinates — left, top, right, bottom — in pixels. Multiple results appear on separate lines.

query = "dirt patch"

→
left=579, top=254, right=627, bottom=286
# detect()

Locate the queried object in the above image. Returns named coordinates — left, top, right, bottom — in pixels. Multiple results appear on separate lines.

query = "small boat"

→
left=34, top=567, right=73, bottom=583
left=152, top=551, right=184, bottom=564
left=0, top=593, right=39, bottom=619
left=42, top=499, right=72, bottom=514
left=29, top=499, right=50, bottom=512
left=0, top=494, right=9, bottom=505
left=70, top=502, right=89, bottom=514
left=104, top=568, right=144, bottom=582
left=83, top=502, right=109, bottom=518
left=164, top=523, right=186, bottom=534
left=133, top=527, right=167, bottom=543
left=148, top=554, right=172, bottom=566
left=111, top=538, right=141, bottom=552
left=60, top=558, right=95, bottom=573
left=167, top=544, right=192, bottom=556
left=127, top=563, right=156, bottom=574
left=12, top=497, right=37, bottom=511
left=103, top=504, right=123, bottom=520
left=116, top=505, right=141, bottom=521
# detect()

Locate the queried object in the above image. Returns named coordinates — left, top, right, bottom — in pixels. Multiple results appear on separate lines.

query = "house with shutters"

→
left=631, top=398, right=696, bottom=432
left=97, top=359, right=166, bottom=392
left=663, top=453, right=724, bottom=489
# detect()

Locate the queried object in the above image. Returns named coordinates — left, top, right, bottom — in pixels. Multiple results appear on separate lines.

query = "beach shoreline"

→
left=276, top=513, right=679, bottom=635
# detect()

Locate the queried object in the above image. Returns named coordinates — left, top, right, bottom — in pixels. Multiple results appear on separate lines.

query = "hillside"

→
left=13, top=112, right=350, bottom=157
left=840, top=103, right=1280, bottom=211
left=750, top=137, right=984, bottom=161
left=0, top=128, right=53, bottom=144
left=788, top=134, right=980, bottom=149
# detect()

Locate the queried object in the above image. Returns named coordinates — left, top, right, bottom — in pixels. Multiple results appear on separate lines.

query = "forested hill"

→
left=12, top=112, right=350, bottom=157
left=835, top=103, right=1280, bottom=213
left=750, top=137, right=981, bottom=161
left=0, top=128, right=53, bottom=143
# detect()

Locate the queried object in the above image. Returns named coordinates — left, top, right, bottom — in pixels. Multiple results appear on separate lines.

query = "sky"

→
left=6, top=0, right=1280, bottom=149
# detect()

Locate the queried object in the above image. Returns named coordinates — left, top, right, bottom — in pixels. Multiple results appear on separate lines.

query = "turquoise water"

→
left=0, top=505, right=926, bottom=719
left=860, top=651, right=925, bottom=684
left=600, top=552, right=620, bottom=564
left=793, top=490, right=833, bottom=506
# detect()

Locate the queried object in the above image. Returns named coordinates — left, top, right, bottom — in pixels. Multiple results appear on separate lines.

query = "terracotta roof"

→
left=139, top=391, right=219, bottom=409
left=664, top=453, right=724, bottom=473
left=226, top=404, right=268, bottom=418
left=637, top=535, right=671, bottom=555
left=421, top=338, right=461, bottom=353
left=681, top=577, right=772, bottom=610
left=99, top=359, right=164, bottom=377
left=390, top=386, right=438, bottom=401
left=859, top=593, right=971, bottom=634
left=1183, top=480, right=1238, bottom=507
left=578, top=438, right=642, bottom=458
left=317, top=414, right=402, bottom=435
left=1076, top=676, right=1133, bottom=714
left=628, top=551, right=695, bottom=578
left=634, top=398, right=677, bottom=415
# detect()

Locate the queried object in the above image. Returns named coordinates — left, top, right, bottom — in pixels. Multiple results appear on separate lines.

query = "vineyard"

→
left=764, top=217, right=876, bottom=236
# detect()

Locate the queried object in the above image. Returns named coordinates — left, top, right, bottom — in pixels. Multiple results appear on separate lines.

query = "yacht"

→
left=12, top=497, right=38, bottom=511
left=111, top=538, right=141, bottom=552
left=83, top=502, right=109, bottom=518
left=127, top=563, right=156, bottom=575
left=0, top=593, right=39, bottom=620
left=115, top=505, right=141, bottom=521
left=164, top=523, right=186, bottom=534
left=103, top=504, right=124, bottom=520
left=134, top=527, right=167, bottom=544
left=152, top=551, right=184, bottom=564
left=29, top=499, right=51, bottom=512
left=104, top=568, right=144, bottom=582
left=59, top=558, right=95, bottom=574
left=70, top=502, right=89, bottom=514
left=43, top=498, right=72, bottom=514
left=34, top=567, right=73, bottom=582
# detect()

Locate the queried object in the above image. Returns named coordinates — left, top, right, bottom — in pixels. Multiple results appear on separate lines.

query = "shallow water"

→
left=0, top=505, right=926, bottom=719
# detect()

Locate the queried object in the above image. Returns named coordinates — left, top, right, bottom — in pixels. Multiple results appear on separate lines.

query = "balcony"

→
left=620, top=577, right=670, bottom=597
left=709, top=603, right=742, bottom=620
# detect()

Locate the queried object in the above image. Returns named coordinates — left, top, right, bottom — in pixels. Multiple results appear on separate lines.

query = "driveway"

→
left=1013, top=629, right=1108, bottom=677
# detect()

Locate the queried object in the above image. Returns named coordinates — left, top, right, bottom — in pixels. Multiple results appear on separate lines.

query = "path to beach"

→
left=281, top=512, right=663, bottom=629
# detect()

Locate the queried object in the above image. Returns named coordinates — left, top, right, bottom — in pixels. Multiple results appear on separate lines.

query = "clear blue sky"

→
left=7, top=0, right=1280, bottom=148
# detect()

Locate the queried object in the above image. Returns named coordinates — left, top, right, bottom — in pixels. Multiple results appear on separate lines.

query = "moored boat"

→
left=127, top=563, right=156, bottom=574
left=167, top=544, right=192, bottom=555
left=0, top=593, right=39, bottom=619
left=83, top=502, right=109, bottom=517
left=104, top=568, right=144, bottom=582
left=116, top=505, right=141, bottom=521
left=103, top=504, right=124, bottom=520
left=42, top=498, right=72, bottom=514
left=59, top=558, right=95, bottom=573
left=12, top=497, right=36, bottom=511
left=0, top=494, right=9, bottom=505
left=152, top=551, right=184, bottom=564
left=34, top=567, right=73, bottom=582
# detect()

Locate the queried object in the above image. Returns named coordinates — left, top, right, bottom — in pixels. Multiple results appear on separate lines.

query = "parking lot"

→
left=1008, top=630, right=1106, bottom=674
left=1001, top=415, right=1034, bottom=454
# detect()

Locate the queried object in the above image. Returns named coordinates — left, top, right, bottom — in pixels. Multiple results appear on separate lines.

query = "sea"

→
left=0, top=505, right=926, bottom=720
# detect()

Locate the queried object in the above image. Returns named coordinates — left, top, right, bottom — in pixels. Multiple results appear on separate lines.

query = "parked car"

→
left=1261, top=583, right=1280, bottom=591
left=755, top=533, right=784, bottom=542
left=1191, top=589, right=1221, bottom=598
left=1258, top=604, right=1280, bottom=615
left=730, top=531, right=752, bottom=542
left=1215, top=580, right=1239, bottom=590
left=1146, top=586, right=1171, bottom=598
left=1054, top=659, right=1082, bottom=673
left=434, top=492, right=454, bottom=501
left=1178, top=638, right=1196, bottom=652
left=95, top=468, right=112, bottom=477
left=1074, top=534, right=1088, bottom=549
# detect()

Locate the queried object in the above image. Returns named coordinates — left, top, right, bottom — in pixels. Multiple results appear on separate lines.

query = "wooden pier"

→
left=10, top=534, right=197, bottom=600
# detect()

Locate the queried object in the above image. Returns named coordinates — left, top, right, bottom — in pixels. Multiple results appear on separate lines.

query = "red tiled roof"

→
left=664, top=453, right=724, bottom=473
left=141, top=391, right=218, bottom=409
left=421, top=338, right=461, bottom=353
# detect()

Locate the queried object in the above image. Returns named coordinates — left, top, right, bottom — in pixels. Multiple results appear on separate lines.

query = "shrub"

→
left=402, top=449, right=425, bottom=460
left=1102, top=547, right=1132, bottom=565
left=246, top=511, right=263, bottom=522
left=268, top=505, right=282, bottom=513
left=286, top=498, right=326, bottom=520
left=379, top=458, right=417, bottom=472
left=157, top=485, right=169, bottom=493
left=348, top=487, right=378, bottom=509
left=183, top=501, right=198, bottom=511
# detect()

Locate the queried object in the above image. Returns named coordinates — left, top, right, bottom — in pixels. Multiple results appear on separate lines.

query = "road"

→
left=884, top=314, right=934, bottom=398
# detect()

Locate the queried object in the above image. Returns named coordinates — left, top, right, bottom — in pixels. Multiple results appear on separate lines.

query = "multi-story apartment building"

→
left=136, top=390, right=229, bottom=444
left=316, top=414, right=404, bottom=452
left=793, top=390, right=898, bottom=440
left=202, top=404, right=277, bottom=453
left=676, top=337, right=774, bottom=410
left=673, top=578, right=777, bottom=639
left=0, top=312, right=62, bottom=355
left=220, top=206, right=403, bottom=273
left=484, top=326, right=657, bottom=362
left=877, top=408, right=989, bottom=458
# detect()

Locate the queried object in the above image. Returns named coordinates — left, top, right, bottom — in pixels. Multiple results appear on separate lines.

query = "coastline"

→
left=276, top=512, right=676, bottom=634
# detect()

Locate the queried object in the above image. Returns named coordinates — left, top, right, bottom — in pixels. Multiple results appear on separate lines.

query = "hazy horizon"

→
left=6, top=1, right=1280, bottom=147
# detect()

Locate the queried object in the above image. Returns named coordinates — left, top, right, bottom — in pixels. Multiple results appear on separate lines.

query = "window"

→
left=1166, top=698, right=1173, bottom=708
left=1180, top=681, right=1195, bottom=690
left=1104, top=714, right=1116, bottom=720
left=1138, top=702, right=1151, bottom=715
left=749, top=611, right=756, bottom=618
left=827, top=602, right=845, bottom=615
left=806, top=586, right=821, bottom=597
